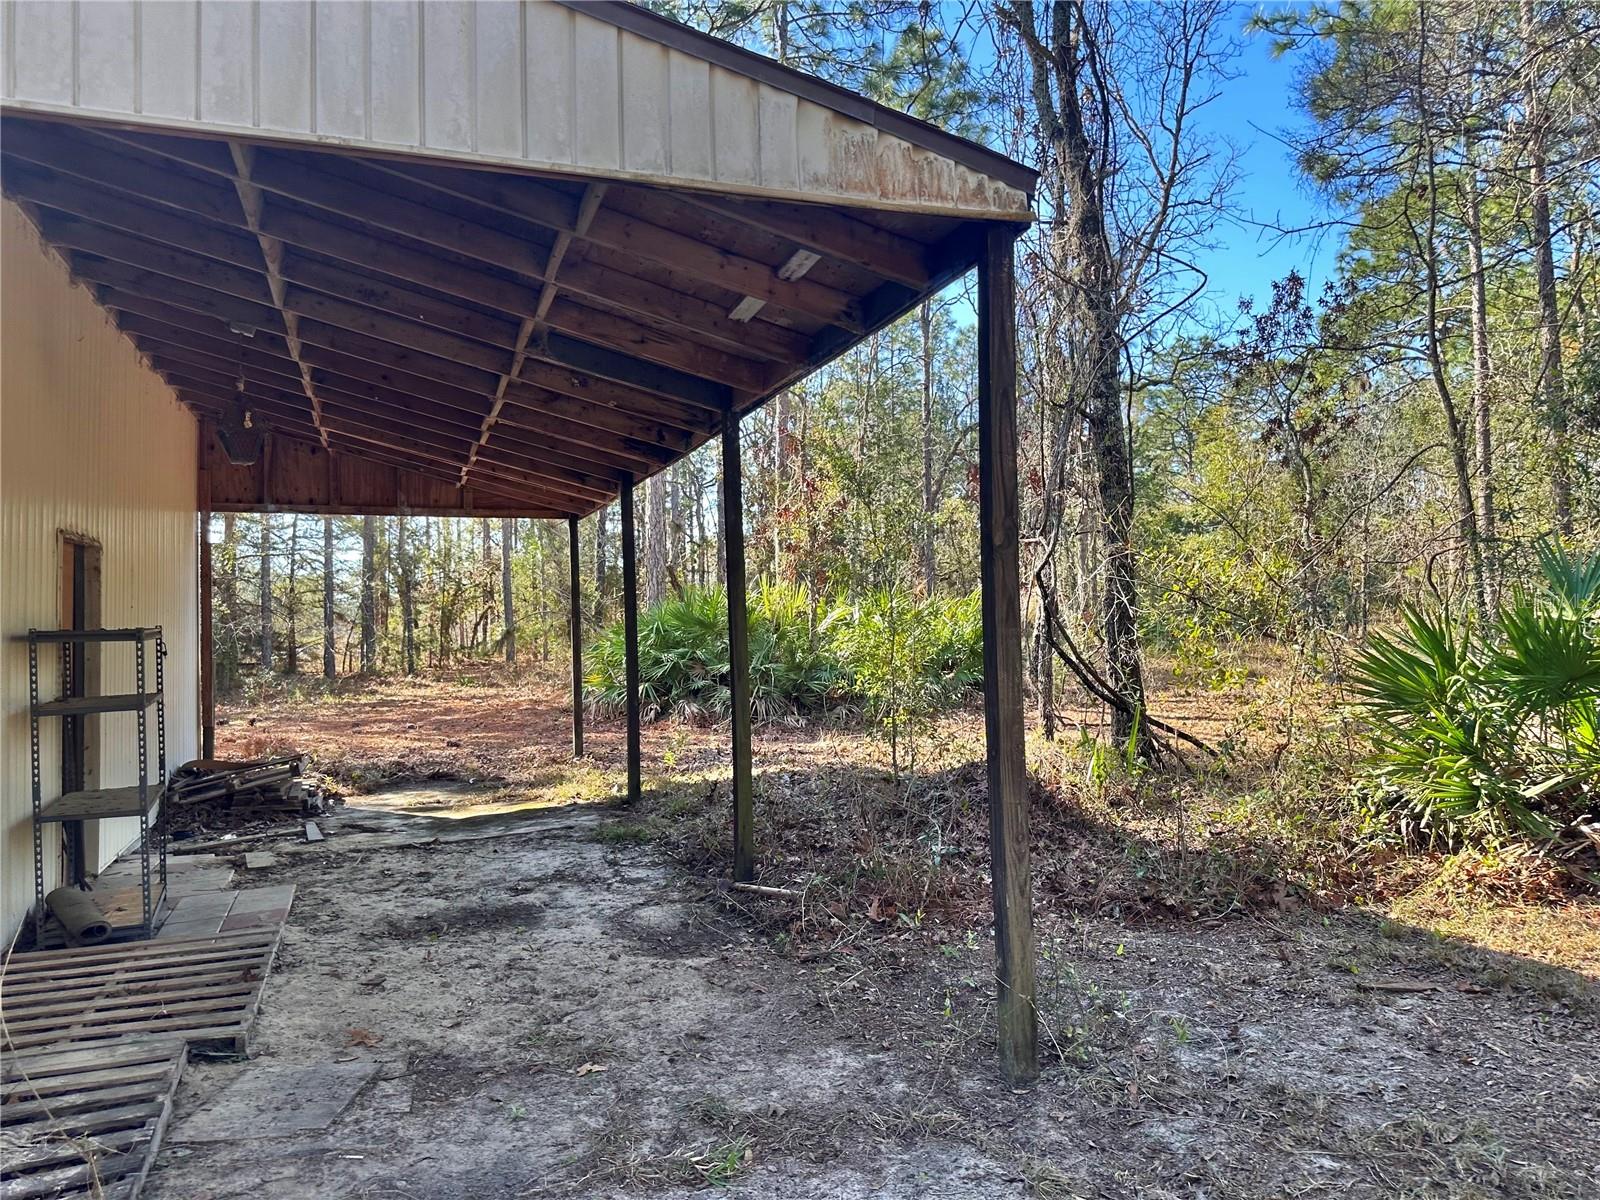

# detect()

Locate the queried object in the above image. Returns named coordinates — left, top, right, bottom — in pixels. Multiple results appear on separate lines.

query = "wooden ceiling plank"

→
left=282, top=286, right=511, bottom=375
left=41, top=214, right=274, bottom=306
left=501, top=380, right=695, bottom=453
left=114, top=313, right=299, bottom=375
left=2, top=122, right=244, bottom=225
left=230, top=142, right=331, bottom=448
left=3, top=162, right=263, bottom=271
left=142, top=345, right=303, bottom=390
left=515, top=360, right=714, bottom=434
left=466, top=182, right=607, bottom=488
left=280, top=253, right=524, bottom=348
left=527, top=330, right=733, bottom=413
left=293, top=320, right=503, bottom=395
left=70, top=255, right=283, bottom=333
left=259, top=203, right=546, bottom=315
left=543, top=296, right=775, bottom=392
left=676, top=191, right=933, bottom=289
left=247, top=150, right=549, bottom=280
left=375, top=159, right=864, bottom=331
left=94, top=290, right=289, bottom=348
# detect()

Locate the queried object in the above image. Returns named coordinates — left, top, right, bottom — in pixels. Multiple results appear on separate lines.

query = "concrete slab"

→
left=173, top=1062, right=378, bottom=1142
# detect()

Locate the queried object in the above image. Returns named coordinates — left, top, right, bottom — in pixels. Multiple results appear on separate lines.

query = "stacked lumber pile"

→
left=167, top=756, right=315, bottom=828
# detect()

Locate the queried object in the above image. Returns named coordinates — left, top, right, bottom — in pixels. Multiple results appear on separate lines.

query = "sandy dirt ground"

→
left=171, top=672, right=1600, bottom=1199
left=145, top=792, right=1599, bottom=1200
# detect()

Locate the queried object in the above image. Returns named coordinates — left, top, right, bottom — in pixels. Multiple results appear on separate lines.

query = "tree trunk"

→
left=397, top=517, right=417, bottom=675
left=1521, top=0, right=1573, bottom=535
left=645, top=472, right=667, bottom=608
left=501, top=517, right=516, bottom=663
left=360, top=515, right=377, bottom=672
left=1417, top=10, right=1489, bottom=624
left=258, top=514, right=273, bottom=674
left=322, top=517, right=336, bottom=679
left=220, top=512, right=238, bottom=692
left=284, top=517, right=300, bottom=676
left=1464, top=132, right=1497, bottom=605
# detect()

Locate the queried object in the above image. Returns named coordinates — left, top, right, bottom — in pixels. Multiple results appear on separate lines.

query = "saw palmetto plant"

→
left=1349, top=542, right=1600, bottom=848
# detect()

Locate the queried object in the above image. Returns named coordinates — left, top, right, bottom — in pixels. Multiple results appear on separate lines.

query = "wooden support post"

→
left=721, top=410, right=755, bottom=882
left=198, top=424, right=216, bottom=760
left=620, top=479, right=642, bottom=803
left=978, top=226, right=1037, bottom=1083
left=569, top=515, right=584, bottom=759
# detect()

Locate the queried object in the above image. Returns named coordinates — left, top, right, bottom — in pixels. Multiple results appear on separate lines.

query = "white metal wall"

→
left=0, top=199, right=199, bottom=947
left=0, top=1, right=1031, bottom=220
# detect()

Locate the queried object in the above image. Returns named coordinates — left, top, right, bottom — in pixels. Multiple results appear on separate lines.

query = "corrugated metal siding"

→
left=0, top=0, right=1031, bottom=220
left=0, top=200, right=199, bottom=946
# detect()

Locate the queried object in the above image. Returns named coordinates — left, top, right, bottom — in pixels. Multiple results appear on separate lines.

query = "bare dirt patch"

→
left=180, top=674, right=1598, bottom=1198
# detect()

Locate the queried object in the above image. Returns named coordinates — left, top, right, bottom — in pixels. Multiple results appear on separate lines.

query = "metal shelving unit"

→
left=27, top=626, right=168, bottom=944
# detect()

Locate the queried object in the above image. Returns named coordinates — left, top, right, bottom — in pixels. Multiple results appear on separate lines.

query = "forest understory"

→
left=212, top=656, right=1599, bottom=1197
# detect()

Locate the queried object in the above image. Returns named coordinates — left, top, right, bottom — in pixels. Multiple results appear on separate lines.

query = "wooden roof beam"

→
left=70, top=255, right=283, bottom=334
left=374, top=159, right=866, bottom=333
left=469, top=181, right=600, bottom=489
left=674, top=190, right=933, bottom=290
left=524, top=330, right=733, bottom=413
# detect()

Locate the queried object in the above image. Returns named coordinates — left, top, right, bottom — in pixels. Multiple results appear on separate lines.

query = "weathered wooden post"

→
left=198, top=424, right=215, bottom=760
left=620, top=479, right=642, bottom=803
left=979, top=225, right=1037, bottom=1082
left=721, top=410, right=755, bottom=882
left=569, top=515, right=584, bottom=759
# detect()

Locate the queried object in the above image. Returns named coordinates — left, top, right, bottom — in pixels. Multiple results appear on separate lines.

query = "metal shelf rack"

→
left=27, top=626, right=169, bottom=943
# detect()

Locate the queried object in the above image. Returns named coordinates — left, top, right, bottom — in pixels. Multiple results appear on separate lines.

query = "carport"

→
left=0, top=0, right=1039, bottom=1080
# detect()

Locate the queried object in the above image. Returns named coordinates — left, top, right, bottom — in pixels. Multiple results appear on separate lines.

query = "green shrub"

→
left=585, top=585, right=983, bottom=729
left=586, top=585, right=846, bottom=721
left=1349, top=542, right=1600, bottom=847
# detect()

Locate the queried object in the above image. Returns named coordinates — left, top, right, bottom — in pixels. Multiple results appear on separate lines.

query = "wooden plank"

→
left=1, top=121, right=242, bottom=224
left=532, top=330, right=732, bottom=412
left=377, top=160, right=863, bottom=330
left=39, top=213, right=275, bottom=306
left=68, top=255, right=282, bottom=333
left=570, top=517, right=585, bottom=759
left=246, top=151, right=551, bottom=279
left=977, top=226, right=1037, bottom=1084
left=227, top=142, right=329, bottom=449
left=722, top=411, right=755, bottom=883
left=515, top=361, right=715, bottom=433
left=679, top=190, right=932, bottom=289
left=2, top=161, right=263, bottom=269
left=621, top=480, right=641, bottom=804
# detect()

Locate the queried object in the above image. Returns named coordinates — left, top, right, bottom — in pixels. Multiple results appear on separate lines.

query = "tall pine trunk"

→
left=397, top=517, right=417, bottom=675
left=1463, top=133, right=1497, bottom=606
left=501, top=517, right=516, bottom=663
left=360, top=515, right=377, bottom=672
left=258, top=514, right=273, bottom=674
left=1522, top=0, right=1573, bottom=534
left=322, top=517, right=336, bottom=679
left=645, top=473, right=667, bottom=608
left=284, top=517, right=300, bottom=676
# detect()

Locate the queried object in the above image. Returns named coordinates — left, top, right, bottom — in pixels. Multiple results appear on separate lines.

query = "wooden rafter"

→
left=466, top=182, right=606, bottom=488
left=229, top=142, right=327, bottom=448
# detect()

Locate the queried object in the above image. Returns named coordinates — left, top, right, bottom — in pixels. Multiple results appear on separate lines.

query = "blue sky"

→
left=1188, top=7, right=1333, bottom=317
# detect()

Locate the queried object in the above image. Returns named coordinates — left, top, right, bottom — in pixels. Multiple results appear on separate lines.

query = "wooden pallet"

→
left=1, top=927, right=283, bottom=1057
left=0, top=1037, right=185, bottom=1200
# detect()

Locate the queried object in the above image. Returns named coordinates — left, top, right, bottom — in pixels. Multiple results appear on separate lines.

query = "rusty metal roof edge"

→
left=560, top=0, right=1039, bottom=200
